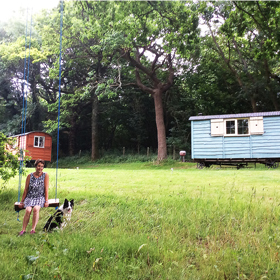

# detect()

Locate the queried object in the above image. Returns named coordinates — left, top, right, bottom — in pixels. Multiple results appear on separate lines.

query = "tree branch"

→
left=135, top=68, right=154, bottom=95
left=233, top=1, right=270, bottom=36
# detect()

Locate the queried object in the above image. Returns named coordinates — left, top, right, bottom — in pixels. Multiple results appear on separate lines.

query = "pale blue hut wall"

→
left=252, top=116, right=280, bottom=158
left=191, top=120, right=223, bottom=158
left=191, top=116, right=280, bottom=159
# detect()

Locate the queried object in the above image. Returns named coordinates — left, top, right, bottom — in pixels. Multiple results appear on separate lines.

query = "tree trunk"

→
left=153, top=89, right=167, bottom=161
left=123, top=49, right=172, bottom=162
left=250, top=96, right=257, bottom=113
left=91, top=93, right=99, bottom=161
left=69, top=115, right=77, bottom=156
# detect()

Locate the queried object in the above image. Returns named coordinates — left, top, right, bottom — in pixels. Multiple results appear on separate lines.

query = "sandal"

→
left=30, top=230, right=36, bottom=234
left=18, top=230, right=26, bottom=236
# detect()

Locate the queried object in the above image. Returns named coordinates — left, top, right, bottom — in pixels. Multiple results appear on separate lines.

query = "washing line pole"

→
left=56, top=0, right=64, bottom=200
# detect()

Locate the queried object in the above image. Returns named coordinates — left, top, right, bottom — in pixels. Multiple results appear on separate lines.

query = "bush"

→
left=0, top=132, right=20, bottom=186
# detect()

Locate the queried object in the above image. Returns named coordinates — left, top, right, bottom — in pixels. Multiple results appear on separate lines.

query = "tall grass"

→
left=49, top=153, right=161, bottom=168
left=0, top=163, right=280, bottom=279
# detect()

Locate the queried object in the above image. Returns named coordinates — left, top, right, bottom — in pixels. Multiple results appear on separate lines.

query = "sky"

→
left=0, top=0, right=60, bottom=22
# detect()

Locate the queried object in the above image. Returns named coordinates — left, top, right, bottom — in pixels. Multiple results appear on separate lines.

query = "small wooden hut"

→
left=10, top=131, right=52, bottom=163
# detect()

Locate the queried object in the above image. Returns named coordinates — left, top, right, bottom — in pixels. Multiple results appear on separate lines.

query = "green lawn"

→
left=0, top=162, right=280, bottom=279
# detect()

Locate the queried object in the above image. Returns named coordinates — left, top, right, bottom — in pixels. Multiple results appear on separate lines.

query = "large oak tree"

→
left=76, top=1, right=200, bottom=160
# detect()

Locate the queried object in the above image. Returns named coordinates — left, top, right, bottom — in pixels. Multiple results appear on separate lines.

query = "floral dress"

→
left=24, top=173, right=46, bottom=208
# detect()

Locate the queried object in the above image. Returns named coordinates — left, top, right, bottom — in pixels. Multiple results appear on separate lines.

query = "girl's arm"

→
left=44, top=173, right=49, bottom=207
left=19, top=174, right=31, bottom=208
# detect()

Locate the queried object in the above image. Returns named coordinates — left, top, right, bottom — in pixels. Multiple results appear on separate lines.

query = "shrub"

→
left=0, top=132, right=20, bottom=186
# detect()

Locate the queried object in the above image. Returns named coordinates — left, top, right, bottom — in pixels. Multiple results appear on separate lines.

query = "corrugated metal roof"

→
left=189, top=111, right=280, bottom=121
left=10, top=131, right=52, bottom=137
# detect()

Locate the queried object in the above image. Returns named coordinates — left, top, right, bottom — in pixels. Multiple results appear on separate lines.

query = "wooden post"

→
left=147, top=147, right=150, bottom=157
left=123, top=147, right=125, bottom=156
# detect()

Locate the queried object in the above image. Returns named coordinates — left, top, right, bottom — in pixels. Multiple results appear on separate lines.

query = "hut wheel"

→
left=266, top=160, right=279, bottom=169
left=197, top=162, right=205, bottom=169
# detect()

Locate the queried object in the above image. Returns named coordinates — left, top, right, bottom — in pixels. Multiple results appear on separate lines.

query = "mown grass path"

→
left=0, top=163, right=280, bottom=279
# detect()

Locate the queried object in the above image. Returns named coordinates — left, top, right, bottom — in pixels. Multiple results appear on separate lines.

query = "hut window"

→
left=34, top=136, right=45, bottom=148
left=226, top=120, right=235, bottom=134
left=225, top=119, right=249, bottom=136
left=238, top=119, right=249, bottom=134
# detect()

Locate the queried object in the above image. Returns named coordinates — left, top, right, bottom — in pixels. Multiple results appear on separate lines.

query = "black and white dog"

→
left=43, top=199, right=74, bottom=232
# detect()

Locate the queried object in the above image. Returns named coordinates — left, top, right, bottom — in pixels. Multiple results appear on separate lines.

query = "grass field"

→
left=0, top=162, right=280, bottom=279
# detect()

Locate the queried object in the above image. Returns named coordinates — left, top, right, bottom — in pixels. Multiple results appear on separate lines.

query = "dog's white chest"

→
left=61, top=213, right=72, bottom=228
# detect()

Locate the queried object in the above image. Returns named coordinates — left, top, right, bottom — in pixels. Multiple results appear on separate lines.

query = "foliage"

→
left=0, top=16, right=51, bottom=134
left=0, top=132, right=20, bottom=185
left=199, top=1, right=280, bottom=112
left=73, top=0, right=200, bottom=160
left=0, top=1, right=280, bottom=160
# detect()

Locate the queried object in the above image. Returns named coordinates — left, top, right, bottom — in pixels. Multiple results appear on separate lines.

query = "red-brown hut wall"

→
left=24, top=132, right=52, bottom=162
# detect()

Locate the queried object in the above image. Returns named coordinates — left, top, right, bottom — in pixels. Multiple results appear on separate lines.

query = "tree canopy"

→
left=0, top=1, right=279, bottom=160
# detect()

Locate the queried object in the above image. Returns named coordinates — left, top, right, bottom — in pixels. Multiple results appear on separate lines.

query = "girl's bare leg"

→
left=31, top=205, right=41, bottom=232
left=22, top=207, right=32, bottom=232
